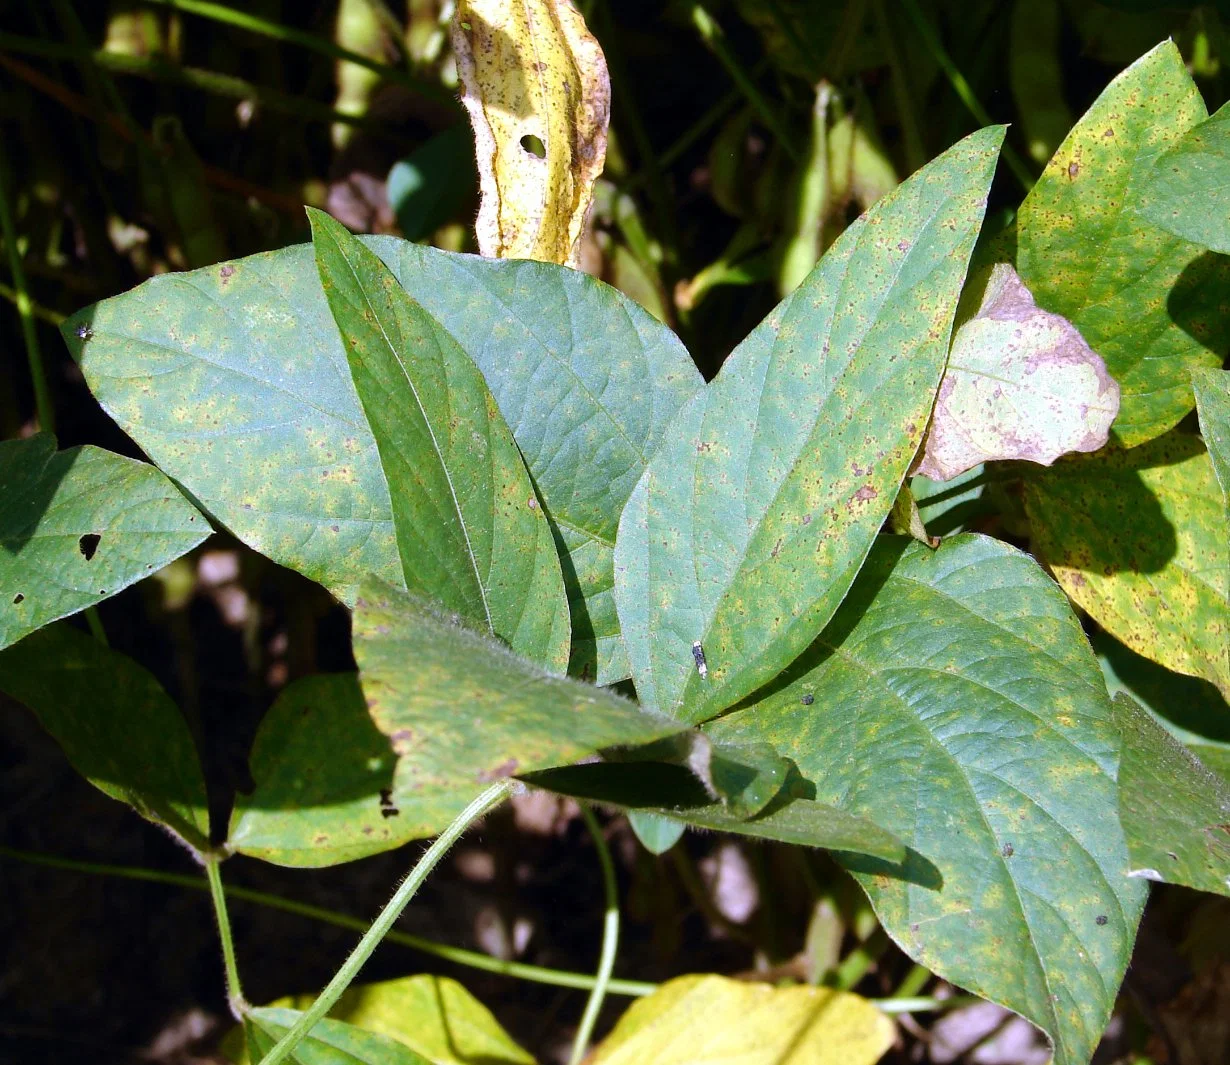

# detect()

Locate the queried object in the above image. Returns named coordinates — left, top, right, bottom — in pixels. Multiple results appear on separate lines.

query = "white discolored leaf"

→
left=917, top=263, right=1119, bottom=482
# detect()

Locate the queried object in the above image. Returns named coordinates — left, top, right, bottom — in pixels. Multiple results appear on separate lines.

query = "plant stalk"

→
left=206, top=857, right=247, bottom=1018
left=0, top=844, right=660, bottom=998
left=569, top=805, right=620, bottom=1065
left=689, top=4, right=800, bottom=161
left=898, top=0, right=1033, bottom=193
left=255, top=780, right=515, bottom=1065
left=0, top=159, right=54, bottom=433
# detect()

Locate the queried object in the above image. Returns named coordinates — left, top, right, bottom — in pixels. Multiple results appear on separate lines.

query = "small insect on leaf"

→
left=76, top=324, right=93, bottom=341
left=692, top=641, right=708, bottom=679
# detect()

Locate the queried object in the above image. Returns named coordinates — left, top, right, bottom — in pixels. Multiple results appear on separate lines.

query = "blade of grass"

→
left=141, top=0, right=455, bottom=107
left=689, top=3, right=799, bottom=161
left=0, top=32, right=411, bottom=140
left=0, top=843, right=659, bottom=998
left=899, top=0, right=1033, bottom=192
left=0, top=159, right=53, bottom=433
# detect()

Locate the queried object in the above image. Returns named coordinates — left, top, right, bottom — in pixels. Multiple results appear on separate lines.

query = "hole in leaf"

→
left=12, top=593, right=24, bottom=604
left=79, top=533, right=101, bottom=561
left=520, top=133, right=546, bottom=158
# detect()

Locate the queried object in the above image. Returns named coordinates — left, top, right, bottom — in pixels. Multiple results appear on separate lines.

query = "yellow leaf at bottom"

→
left=589, top=975, right=895, bottom=1065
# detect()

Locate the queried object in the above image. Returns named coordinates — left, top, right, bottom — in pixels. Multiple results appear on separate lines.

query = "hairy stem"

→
left=569, top=805, right=620, bottom=1065
left=255, top=781, right=515, bottom=1065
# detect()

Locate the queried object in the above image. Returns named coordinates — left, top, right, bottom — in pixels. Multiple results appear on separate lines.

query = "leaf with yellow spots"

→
left=1139, top=101, right=1230, bottom=255
left=452, top=0, right=609, bottom=266
left=1192, top=367, right=1230, bottom=519
left=1017, top=40, right=1229, bottom=447
left=1114, top=692, right=1230, bottom=898
left=353, top=577, right=687, bottom=810
left=704, top=534, right=1147, bottom=1065
left=588, top=974, right=894, bottom=1065
left=363, top=236, right=703, bottom=685
left=614, top=126, right=1004, bottom=723
left=310, top=209, right=570, bottom=672
left=1024, top=430, right=1230, bottom=700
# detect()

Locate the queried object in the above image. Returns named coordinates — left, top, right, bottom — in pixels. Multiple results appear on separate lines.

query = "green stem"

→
left=891, top=962, right=933, bottom=1000
left=689, top=4, right=799, bottom=161
left=0, top=279, right=64, bottom=325
left=829, top=926, right=889, bottom=991
left=140, top=0, right=455, bottom=107
left=206, top=857, right=247, bottom=1017
left=0, top=844, right=659, bottom=998
left=0, top=843, right=974, bottom=1016
left=84, top=608, right=109, bottom=647
left=0, top=160, right=54, bottom=433
left=878, top=993, right=981, bottom=1014
left=898, top=0, right=1033, bottom=193
left=0, top=32, right=411, bottom=135
left=569, top=806, right=620, bottom=1065
left=256, top=781, right=515, bottom=1065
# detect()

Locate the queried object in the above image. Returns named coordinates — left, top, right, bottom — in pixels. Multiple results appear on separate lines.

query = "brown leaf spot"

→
left=853, top=485, right=878, bottom=503
left=1068, top=161, right=1080, bottom=179
left=478, top=758, right=520, bottom=782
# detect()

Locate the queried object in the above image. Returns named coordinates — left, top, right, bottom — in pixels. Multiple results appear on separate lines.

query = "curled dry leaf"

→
left=916, top=263, right=1120, bottom=482
left=452, top=0, right=610, bottom=266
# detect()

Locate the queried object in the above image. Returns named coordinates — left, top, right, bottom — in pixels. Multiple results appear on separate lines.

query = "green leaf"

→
left=1024, top=430, right=1230, bottom=700
left=705, top=534, right=1147, bottom=1065
left=246, top=975, right=534, bottom=1065
left=1095, top=630, right=1230, bottom=785
left=0, top=435, right=209, bottom=650
left=387, top=125, right=475, bottom=242
left=245, top=1007, right=431, bottom=1065
left=0, top=624, right=209, bottom=851
left=1139, top=101, right=1230, bottom=254
left=354, top=577, right=687, bottom=824
left=627, top=810, right=685, bottom=854
left=1016, top=40, right=1228, bottom=446
left=365, top=237, right=704, bottom=684
left=1192, top=367, right=1230, bottom=514
left=614, top=126, right=1004, bottom=722
left=589, top=974, right=895, bottom=1065
left=65, top=235, right=700, bottom=684
left=309, top=209, right=569, bottom=671
left=526, top=762, right=908, bottom=862
left=1114, top=692, right=1230, bottom=896
left=63, top=245, right=401, bottom=605
left=228, top=674, right=409, bottom=867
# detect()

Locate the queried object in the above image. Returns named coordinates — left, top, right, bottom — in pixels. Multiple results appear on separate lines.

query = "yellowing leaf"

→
left=917, top=263, right=1119, bottom=482
left=589, top=975, right=894, bottom=1065
left=1025, top=431, right=1230, bottom=699
left=227, top=975, right=534, bottom=1065
left=452, top=0, right=610, bottom=266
